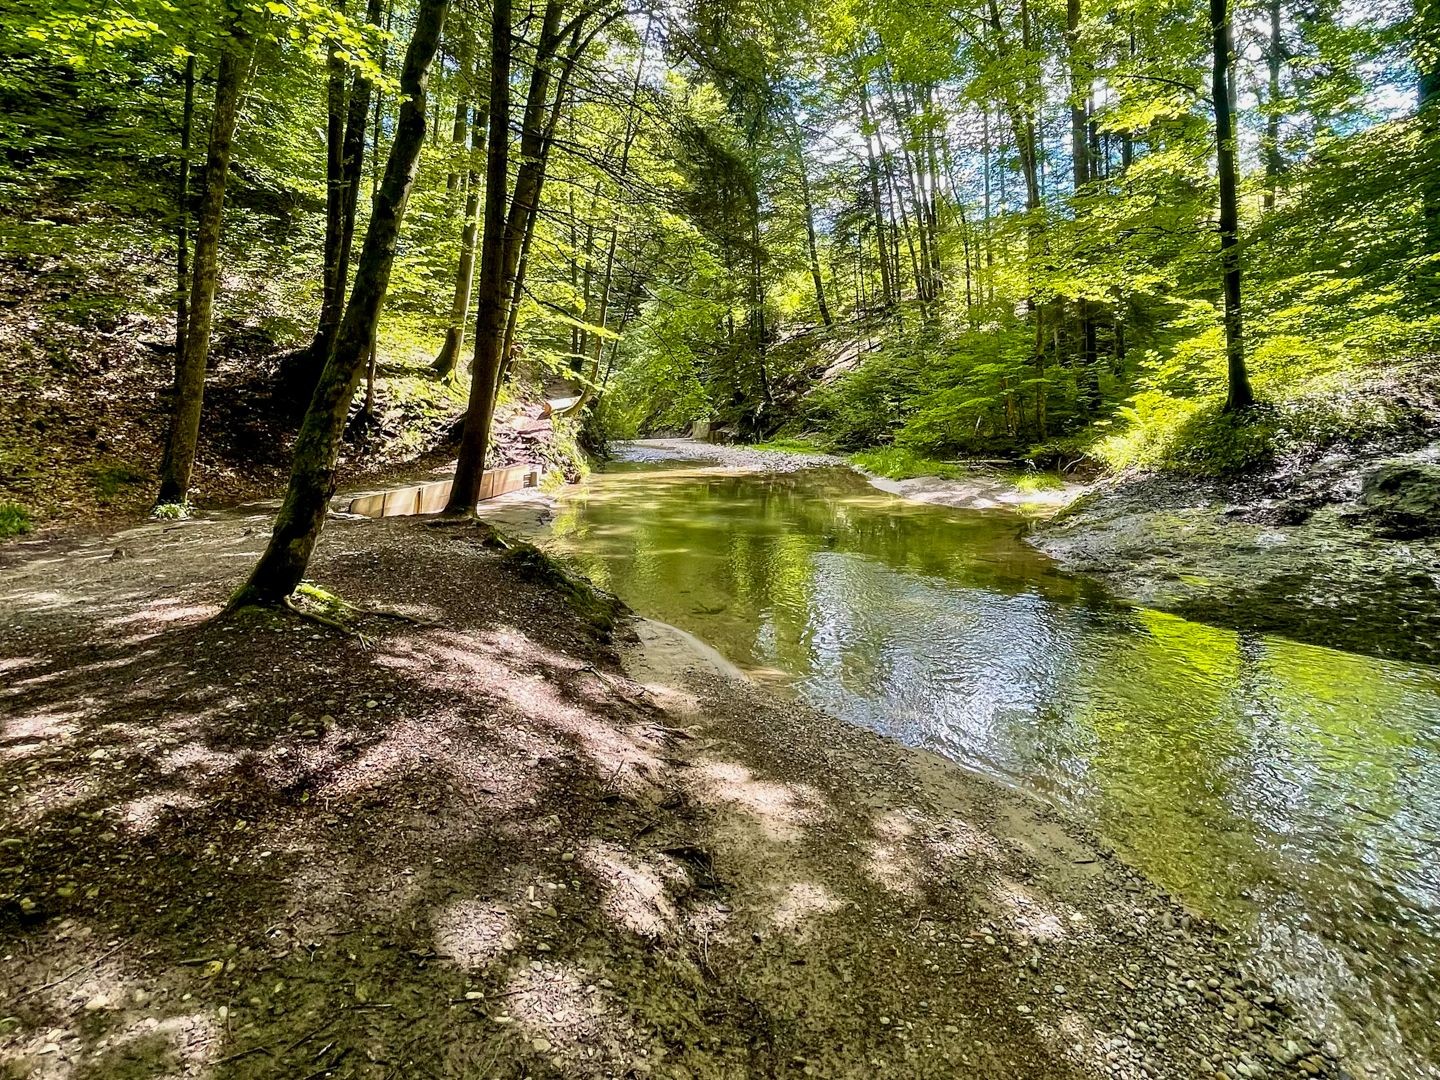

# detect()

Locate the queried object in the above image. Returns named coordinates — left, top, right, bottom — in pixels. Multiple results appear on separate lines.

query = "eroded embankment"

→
left=1028, top=446, right=1440, bottom=665
left=0, top=505, right=1342, bottom=1079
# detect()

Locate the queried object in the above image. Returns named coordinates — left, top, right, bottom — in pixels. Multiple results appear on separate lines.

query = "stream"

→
left=537, top=451, right=1440, bottom=1079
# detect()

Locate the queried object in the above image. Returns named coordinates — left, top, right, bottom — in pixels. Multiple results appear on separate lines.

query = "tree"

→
left=447, top=0, right=617, bottom=512
left=230, top=0, right=450, bottom=607
left=155, top=4, right=256, bottom=507
left=1210, top=0, right=1255, bottom=412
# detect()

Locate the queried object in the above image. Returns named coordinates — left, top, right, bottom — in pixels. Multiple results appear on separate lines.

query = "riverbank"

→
left=0, top=505, right=1342, bottom=1079
left=1029, top=445, right=1440, bottom=665
left=617, top=438, right=1084, bottom=511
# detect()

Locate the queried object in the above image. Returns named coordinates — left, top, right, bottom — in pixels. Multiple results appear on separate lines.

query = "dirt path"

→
left=0, top=508, right=1343, bottom=1078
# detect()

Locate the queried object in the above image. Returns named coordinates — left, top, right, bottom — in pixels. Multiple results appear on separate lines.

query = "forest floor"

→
left=0, top=249, right=549, bottom=538
left=0, top=501, right=1347, bottom=1080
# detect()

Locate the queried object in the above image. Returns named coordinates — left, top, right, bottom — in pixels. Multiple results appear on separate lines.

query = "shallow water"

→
left=541, top=457, right=1440, bottom=1079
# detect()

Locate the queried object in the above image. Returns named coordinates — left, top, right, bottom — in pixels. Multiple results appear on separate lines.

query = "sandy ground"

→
left=0, top=506, right=1344, bottom=1079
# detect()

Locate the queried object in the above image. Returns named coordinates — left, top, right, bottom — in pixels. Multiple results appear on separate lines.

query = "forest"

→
left=2, top=0, right=1440, bottom=1076
left=1, top=0, right=1436, bottom=543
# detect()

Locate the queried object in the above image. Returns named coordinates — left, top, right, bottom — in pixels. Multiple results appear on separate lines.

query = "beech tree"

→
left=230, top=0, right=450, bottom=607
left=155, top=4, right=255, bottom=507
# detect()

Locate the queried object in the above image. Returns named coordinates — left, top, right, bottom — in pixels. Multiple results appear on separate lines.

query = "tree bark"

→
left=1418, top=0, right=1439, bottom=259
left=230, top=0, right=449, bottom=606
left=1212, top=0, right=1255, bottom=412
left=858, top=79, right=893, bottom=309
left=790, top=116, right=832, bottom=326
left=445, top=35, right=472, bottom=196
left=336, top=0, right=383, bottom=320
left=174, top=52, right=195, bottom=357
left=447, top=0, right=565, bottom=514
left=311, top=5, right=350, bottom=362
left=1263, top=0, right=1282, bottom=212
left=1068, top=0, right=1099, bottom=411
left=155, top=16, right=254, bottom=507
left=433, top=94, right=488, bottom=377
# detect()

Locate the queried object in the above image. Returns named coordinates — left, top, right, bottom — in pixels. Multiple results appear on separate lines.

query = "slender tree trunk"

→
left=1212, top=0, right=1254, bottom=412
left=446, top=36, right=472, bottom=196
left=155, top=18, right=254, bottom=507
left=336, top=0, right=383, bottom=316
left=498, top=6, right=598, bottom=420
left=230, top=0, right=449, bottom=606
left=447, top=0, right=552, bottom=514
left=1263, top=0, right=1282, bottom=212
left=1122, top=19, right=1136, bottom=170
left=858, top=80, right=893, bottom=308
left=790, top=117, right=831, bottom=326
left=433, top=93, right=488, bottom=377
left=1416, top=0, right=1439, bottom=261
left=982, top=105, right=994, bottom=305
left=1068, top=0, right=1099, bottom=410
left=174, top=52, right=195, bottom=357
left=1067, top=0, right=1089, bottom=194
left=311, top=6, right=350, bottom=360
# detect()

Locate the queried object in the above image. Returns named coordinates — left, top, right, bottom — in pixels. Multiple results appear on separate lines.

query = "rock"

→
left=1359, top=461, right=1440, bottom=538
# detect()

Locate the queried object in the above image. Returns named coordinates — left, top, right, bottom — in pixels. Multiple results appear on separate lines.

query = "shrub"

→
left=0, top=502, right=32, bottom=538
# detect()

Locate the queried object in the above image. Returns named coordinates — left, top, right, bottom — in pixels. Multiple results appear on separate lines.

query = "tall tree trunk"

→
left=311, top=6, right=350, bottom=361
left=790, top=116, right=831, bottom=326
left=1212, top=0, right=1254, bottom=412
left=1068, top=0, right=1099, bottom=411
left=155, top=17, right=254, bottom=507
left=433, top=94, right=487, bottom=377
left=174, top=52, right=195, bottom=357
left=1418, top=0, right=1439, bottom=261
left=336, top=0, right=383, bottom=319
left=230, top=0, right=449, bottom=607
left=1067, top=0, right=1089, bottom=193
left=445, top=35, right=472, bottom=196
left=1263, top=0, right=1282, bottom=212
left=858, top=79, right=893, bottom=309
left=446, top=0, right=550, bottom=514
left=500, top=15, right=591, bottom=391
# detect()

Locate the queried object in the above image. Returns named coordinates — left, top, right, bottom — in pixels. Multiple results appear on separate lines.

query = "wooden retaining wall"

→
left=345, top=465, right=541, bottom=518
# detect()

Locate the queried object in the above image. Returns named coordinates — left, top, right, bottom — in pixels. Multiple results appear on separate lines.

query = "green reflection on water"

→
left=542, top=460, right=1440, bottom=1076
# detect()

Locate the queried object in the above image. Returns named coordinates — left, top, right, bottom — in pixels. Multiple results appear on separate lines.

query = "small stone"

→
left=83, top=994, right=108, bottom=1011
left=366, top=700, right=379, bottom=709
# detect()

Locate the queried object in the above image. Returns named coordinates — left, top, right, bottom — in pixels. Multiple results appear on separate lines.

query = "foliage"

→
left=0, top=501, right=32, bottom=538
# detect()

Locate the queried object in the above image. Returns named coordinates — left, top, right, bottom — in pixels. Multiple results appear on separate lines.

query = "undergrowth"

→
left=0, top=501, right=32, bottom=538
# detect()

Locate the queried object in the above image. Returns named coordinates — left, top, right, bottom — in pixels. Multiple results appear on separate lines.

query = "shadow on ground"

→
left=0, top=514, right=1338, bottom=1078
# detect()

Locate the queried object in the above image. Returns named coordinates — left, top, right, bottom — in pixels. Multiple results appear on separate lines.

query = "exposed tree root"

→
left=282, top=595, right=371, bottom=648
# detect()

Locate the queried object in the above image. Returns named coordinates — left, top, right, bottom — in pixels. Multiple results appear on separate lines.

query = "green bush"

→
left=0, top=502, right=32, bottom=538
